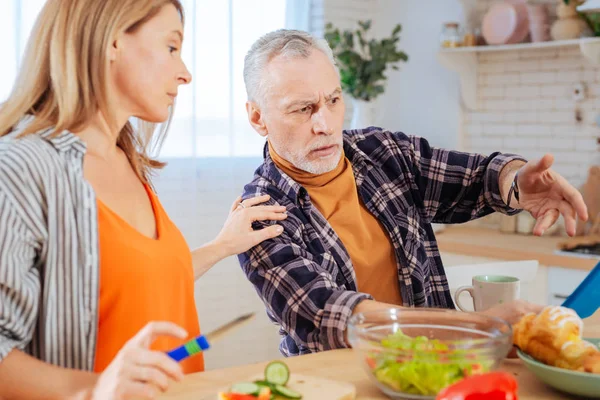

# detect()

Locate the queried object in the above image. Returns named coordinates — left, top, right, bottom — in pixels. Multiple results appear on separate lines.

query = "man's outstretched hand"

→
left=516, top=154, right=588, bottom=236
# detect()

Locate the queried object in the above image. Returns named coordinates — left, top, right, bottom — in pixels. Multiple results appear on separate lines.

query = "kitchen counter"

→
left=436, top=226, right=598, bottom=271
left=160, top=312, right=600, bottom=400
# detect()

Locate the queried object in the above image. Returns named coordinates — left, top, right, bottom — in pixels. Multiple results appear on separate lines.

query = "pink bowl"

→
left=482, top=3, right=518, bottom=45
left=506, top=0, right=530, bottom=44
left=482, top=0, right=530, bottom=45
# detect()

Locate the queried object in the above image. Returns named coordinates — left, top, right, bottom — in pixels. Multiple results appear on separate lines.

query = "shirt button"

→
left=336, top=276, right=344, bottom=285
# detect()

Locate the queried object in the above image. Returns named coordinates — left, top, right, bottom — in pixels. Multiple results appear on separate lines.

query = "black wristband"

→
left=507, top=170, right=520, bottom=206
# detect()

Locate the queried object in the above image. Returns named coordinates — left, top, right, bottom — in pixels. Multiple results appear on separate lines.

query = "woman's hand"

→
left=214, top=195, right=287, bottom=257
left=91, top=322, right=187, bottom=400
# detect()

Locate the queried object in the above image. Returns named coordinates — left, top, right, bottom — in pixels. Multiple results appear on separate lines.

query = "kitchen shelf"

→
left=578, top=0, right=600, bottom=13
left=437, top=37, right=600, bottom=110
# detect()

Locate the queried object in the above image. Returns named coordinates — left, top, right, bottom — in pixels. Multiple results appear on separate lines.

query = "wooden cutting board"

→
left=200, top=374, right=356, bottom=400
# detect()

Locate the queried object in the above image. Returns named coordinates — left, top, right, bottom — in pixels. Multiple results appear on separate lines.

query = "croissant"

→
left=513, top=306, right=600, bottom=374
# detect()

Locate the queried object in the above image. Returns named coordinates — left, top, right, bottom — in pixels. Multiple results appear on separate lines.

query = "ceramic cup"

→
left=455, top=275, right=521, bottom=312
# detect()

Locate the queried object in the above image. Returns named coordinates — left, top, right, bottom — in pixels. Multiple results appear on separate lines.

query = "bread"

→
left=513, top=306, right=600, bottom=373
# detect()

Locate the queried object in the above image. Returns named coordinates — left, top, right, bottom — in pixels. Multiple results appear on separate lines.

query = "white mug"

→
left=455, top=275, right=520, bottom=312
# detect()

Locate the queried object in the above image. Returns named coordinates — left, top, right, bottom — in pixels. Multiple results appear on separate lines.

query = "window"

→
left=1, top=0, right=298, bottom=158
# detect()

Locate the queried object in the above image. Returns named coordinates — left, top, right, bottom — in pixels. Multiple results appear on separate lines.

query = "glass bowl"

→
left=347, top=308, right=513, bottom=399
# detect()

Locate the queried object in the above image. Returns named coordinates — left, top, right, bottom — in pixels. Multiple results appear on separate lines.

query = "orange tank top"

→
left=93, top=185, right=204, bottom=374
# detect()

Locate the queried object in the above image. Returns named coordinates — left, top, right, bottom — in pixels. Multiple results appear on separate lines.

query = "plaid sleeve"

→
left=394, top=133, right=526, bottom=223
left=238, top=225, right=371, bottom=353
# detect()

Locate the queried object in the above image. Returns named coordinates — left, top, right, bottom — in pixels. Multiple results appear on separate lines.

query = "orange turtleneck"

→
left=268, top=142, right=402, bottom=305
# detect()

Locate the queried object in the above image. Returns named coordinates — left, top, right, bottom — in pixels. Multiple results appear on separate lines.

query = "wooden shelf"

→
left=437, top=37, right=600, bottom=110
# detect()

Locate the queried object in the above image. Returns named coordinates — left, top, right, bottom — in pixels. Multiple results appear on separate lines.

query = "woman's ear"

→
left=107, top=34, right=122, bottom=62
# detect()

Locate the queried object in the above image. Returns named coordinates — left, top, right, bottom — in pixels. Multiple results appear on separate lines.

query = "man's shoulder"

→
left=241, top=161, right=298, bottom=207
left=242, top=164, right=280, bottom=197
left=343, top=126, right=415, bottom=162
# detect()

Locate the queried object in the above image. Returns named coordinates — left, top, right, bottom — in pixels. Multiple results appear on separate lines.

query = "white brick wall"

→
left=465, top=45, right=600, bottom=188
left=459, top=0, right=600, bottom=188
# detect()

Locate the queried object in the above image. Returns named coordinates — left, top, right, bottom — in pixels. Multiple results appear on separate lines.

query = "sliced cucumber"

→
left=230, top=382, right=261, bottom=396
left=264, top=361, right=290, bottom=386
left=272, top=384, right=302, bottom=399
left=254, top=380, right=276, bottom=390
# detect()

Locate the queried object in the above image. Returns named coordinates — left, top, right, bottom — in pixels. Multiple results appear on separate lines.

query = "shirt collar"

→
left=14, top=115, right=87, bottom=154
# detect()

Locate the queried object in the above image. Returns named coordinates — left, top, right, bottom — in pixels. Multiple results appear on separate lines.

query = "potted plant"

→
left=324, top=20, right=408, bottom=128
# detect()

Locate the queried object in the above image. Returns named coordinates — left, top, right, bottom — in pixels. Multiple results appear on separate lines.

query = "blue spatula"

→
left=561, top=261, right=600, bottom=319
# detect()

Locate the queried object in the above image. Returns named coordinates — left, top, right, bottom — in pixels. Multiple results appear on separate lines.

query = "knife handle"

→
left=166, top=335, right=211, bottom=362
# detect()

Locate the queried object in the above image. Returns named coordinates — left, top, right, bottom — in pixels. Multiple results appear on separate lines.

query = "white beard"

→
left=273, top=138, right=343, bottom=175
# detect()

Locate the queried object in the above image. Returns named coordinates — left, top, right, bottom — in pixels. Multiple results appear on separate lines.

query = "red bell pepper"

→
left=436, top=372, right=518, bottom=400
left=257, top=387, right=271, bottom=400
left=218, top=393, right=257, bottom=400
left=218, top=387, right=271, bottom=400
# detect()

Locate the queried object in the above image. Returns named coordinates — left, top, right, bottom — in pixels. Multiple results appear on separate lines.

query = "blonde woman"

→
left=0, top=0, right=287, bottom=398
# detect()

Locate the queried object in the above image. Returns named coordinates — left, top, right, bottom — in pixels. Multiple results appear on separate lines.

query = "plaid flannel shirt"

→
left=238, top=127, right=523, bottom=357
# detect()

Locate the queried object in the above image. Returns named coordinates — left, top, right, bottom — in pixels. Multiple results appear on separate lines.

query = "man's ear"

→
left=246, top=101, right=268, bottom=137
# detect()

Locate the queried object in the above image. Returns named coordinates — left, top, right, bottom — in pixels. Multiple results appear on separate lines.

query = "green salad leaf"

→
left=368, top=330, right=492, bottom=396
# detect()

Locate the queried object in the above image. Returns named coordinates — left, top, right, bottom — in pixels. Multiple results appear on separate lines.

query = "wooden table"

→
left=161, top=311, right=600, bottom=400
left=436, top=226, right=598, bottom=271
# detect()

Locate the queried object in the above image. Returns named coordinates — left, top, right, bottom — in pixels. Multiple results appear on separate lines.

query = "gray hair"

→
left=243, top=29, right=339, bottom=106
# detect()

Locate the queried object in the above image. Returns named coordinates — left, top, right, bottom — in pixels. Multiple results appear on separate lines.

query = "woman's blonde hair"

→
left=0, top=0, right=184, bottom=182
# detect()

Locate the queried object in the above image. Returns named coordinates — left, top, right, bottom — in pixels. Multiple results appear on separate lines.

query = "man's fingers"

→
left=533, top=209, right=559, bottom=236
left=558, top=201, right=578, bottom=237
left=525, top=302, right=545, bottom=314
left=560, top=180, right=589, bottom=222
left=532, top=154, right=554, bottom=173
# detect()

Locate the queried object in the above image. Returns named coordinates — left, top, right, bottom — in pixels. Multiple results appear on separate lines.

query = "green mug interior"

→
left=473, top=275, right=519, bottom=283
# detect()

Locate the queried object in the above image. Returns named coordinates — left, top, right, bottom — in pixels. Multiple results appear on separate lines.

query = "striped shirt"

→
left=238, top=127, right=524, bottom=357
left=0, top=116, right=99, bottom=370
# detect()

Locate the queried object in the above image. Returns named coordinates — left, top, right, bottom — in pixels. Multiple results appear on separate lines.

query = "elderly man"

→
left=237, top=29, right=588, bottom=357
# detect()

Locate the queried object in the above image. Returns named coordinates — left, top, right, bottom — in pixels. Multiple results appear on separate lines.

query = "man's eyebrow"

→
left=283, top=88, right=342, bottom=110
left=325, top=87, right=342, bottom=100
left=284, top=98, right=317, bottom=110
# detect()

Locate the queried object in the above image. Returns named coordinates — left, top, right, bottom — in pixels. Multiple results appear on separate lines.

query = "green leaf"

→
left=358, top=20, right=372, bottom=32
left=326, top=20, right=408, bottom=101
left=343, top=31, right=354, bottom=49
left=356, top=30, right=367, bottom=49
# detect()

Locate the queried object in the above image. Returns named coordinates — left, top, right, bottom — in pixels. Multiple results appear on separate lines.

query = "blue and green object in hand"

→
left=167, top=335, right=210, bottom=362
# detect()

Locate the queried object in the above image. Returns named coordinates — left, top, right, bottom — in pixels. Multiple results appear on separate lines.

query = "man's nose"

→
left=311, top=107, right=334, bottom=135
